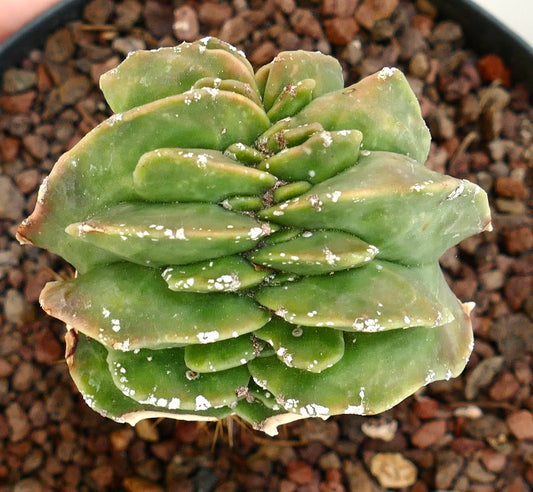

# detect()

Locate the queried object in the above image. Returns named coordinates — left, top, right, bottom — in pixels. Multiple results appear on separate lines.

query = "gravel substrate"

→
left=1, top=0, right=532, bottom=490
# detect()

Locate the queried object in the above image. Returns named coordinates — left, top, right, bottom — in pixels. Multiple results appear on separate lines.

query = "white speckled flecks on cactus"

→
left=470, top=0, right=533, bottom=48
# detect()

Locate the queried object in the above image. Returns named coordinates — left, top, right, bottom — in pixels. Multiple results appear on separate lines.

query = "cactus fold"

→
left=18, top=38, right=491, bottom=436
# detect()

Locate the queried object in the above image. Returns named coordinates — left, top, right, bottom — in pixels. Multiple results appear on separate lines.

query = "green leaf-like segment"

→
left=107, top=346, right=251, bottom=411
left=133, top=148, right=277, bottom=202
left=100, top=38, right=259, bottom=113
left=255, top=262, right=454, bottom=330
left=256, top=50, right=344, bottom=111
left=184, top=334, right=266, bottom=372
left=40, top=263, right=270, bottom=351
left=162, top=256, right=269, bottom=292
left=249, top=230, right=378, bottom=275
left=255, top=318, right=345, bottom=373
left=65, top=202, right=274, bottom=267
left=258, top=129, right=362, bottom=184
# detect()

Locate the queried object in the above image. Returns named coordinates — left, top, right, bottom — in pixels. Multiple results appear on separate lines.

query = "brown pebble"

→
left=219, top=15, right=254, bottom=44
left=514, top=360, right=532, bottom=384
left=46, top=386, right=74, bottom=422
left=59, top=75, right=92, bottom=105
left=431, top=20, right=463, bottom=43
left=28, top=401, right=48, bottom=428
left=1, top=136, right=20, bottom=161
left=273, top=0, right=295, bottom=15
left=290, top=9, right=323, bottom=39
left=90, top=465, right=114, bottom=488
left=173, top=5, right=199, bottom=42
left=324, top=17, right=359, bottom=45
left=507, top=410, right=533, bottom=440
left=135, top=420, right=159, bottom=442
left=355, top=0, right=399, bottom=30
left=4, top=289, right=35, bottom=325
left=495, top=176, right=528, bottom=200
left=24, top=268, right=54, bottom=302
left=286, top=461, right=314, bottom=485
left=435, top=450, right=464, bottom=489
left=452, top=277, right=478, bottom=300
left=503, top=227, right=533, bottom=255
left=6, top=402, right=30, bottom=442
left=496, top=198, right=527, bottom=215
left=83, top=0, right=114, bottom=24
left=34, top=327, right=63, bottom=365
left=45, top=28, right=75, bottom=64
left=0, top=415, right=9, bottom=440
left=14, top=169, right=40, bottom=194
left=12, top=361, right=39, bottom=392
left=198, top=2, right=233, bottom=26
left=466, top=459, right=496, bottom=484
left=321, top=0, right=358, bottom=17
left=143, top=0, right=173, bottom=37
left=22, top=134, right=49, bottom=160
left=480, top=448, right=506, bottom=473
left=505, top=275, right=532, bottom=310
left=343, top=460, right=379, bottom=491
left=150, top=441, right=177, bottom=462
left=411, top=14, right=433, bottom=37
left=489, top=371, right=520, bottom=401
left=22, top=448, right=43, bottom=474
left=0, top=91, right=36, bottom=113
left=2, top=68, right=37, bottom=93
left=413, top=397, right=439, bottom=420
left=249, top=42, right=278, bottom=66
left=175, top=420, right=199, bottom=444
left=13, top=478, right=43, bottom=492
left=110, top=427, right=136, bottom=452
left=503, top=476, right=531, bottom=492
left=35, top=64, right=52, bottom=92
left=278, top=31, right=301, bottom=51
left=115, top=0, right=142, bottom=29
left=409, top=52, right=430, bottom=78
left=479, top=269, right=505, bottom=291
left=0, top=358, right=13, bottom=378
left=123, top=476, right=164, bottom=492
left=411, top=420, right=447, bottom=449
left=370, top=453, right=417, bottom=488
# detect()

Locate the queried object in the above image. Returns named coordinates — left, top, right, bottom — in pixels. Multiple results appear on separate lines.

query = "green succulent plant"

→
left=18, top=38, right=491, bottom=436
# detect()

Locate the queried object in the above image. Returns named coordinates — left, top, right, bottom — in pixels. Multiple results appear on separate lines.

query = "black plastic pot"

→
left=0, top=0, right=532, bottom=87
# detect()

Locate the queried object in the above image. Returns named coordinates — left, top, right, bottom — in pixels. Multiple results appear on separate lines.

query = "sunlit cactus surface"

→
left=18, top=38, right=491, bottom=436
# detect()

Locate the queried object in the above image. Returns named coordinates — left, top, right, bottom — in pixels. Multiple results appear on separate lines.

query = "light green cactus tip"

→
left=18, top=37, right=491, bottom=436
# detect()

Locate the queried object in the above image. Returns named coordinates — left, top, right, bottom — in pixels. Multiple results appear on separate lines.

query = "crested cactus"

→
left=18, top=38, right=491, bottom=436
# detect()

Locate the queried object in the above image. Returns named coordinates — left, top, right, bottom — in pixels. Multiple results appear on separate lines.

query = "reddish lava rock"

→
left=324, top=17, right=359, bottom=45
left=507, top=410, right=533, bottom=440
left=411, top=420, right=447, bottom=449
left=477, top=54, right=512, bottom=87
left=286, top=461, right=314, bottom=485
left=413, top=397, right=439, bottom=420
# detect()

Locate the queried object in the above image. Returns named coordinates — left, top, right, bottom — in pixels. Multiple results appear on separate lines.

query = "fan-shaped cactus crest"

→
left=18, top=38, right=491, bottom=436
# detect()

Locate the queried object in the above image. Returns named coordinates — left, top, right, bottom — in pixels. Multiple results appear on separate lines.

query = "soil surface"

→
left=1, top=0, right=532, bottom=491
